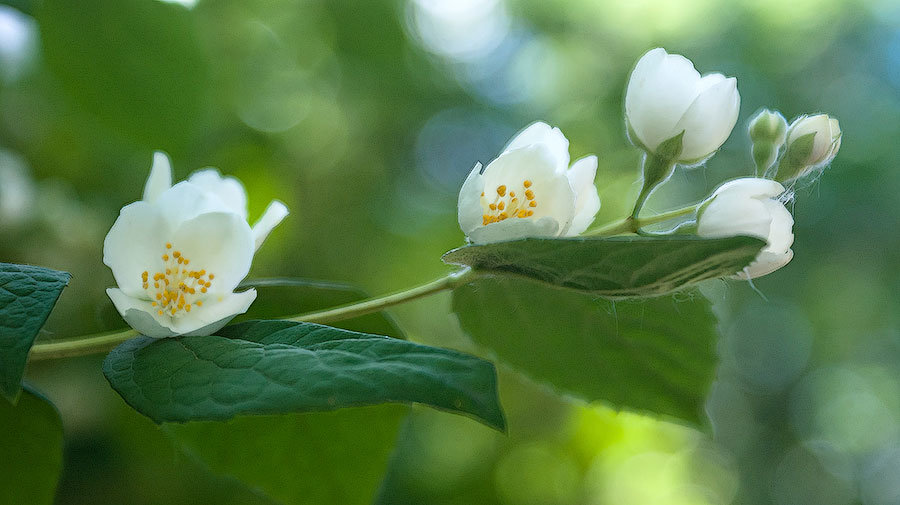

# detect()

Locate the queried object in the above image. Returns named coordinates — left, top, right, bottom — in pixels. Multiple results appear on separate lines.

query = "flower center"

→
left=141, top=243, right=215, bottom=318
left=481, top=179, right=538, bottom=226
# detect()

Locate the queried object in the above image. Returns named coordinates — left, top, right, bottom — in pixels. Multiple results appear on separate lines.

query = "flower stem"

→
left=28, top=329, right=139, bottom=361
left=27, top=268, right=478, bottom=362
left=586, top=205, right=698, bottom=236
left=632, top=153, right=677, bottom=220
left=286, top=268, right=476, bottom=324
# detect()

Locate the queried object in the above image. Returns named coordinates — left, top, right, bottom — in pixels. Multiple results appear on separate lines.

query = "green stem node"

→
left=632, top=153, right=677, bottom=220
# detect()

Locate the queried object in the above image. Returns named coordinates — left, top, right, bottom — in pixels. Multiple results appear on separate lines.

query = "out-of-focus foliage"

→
left=0, top=387, right=62, bottom=505
left=2, top=0, right=899, bottom=503
left=169, top=405, right=409, bottom=505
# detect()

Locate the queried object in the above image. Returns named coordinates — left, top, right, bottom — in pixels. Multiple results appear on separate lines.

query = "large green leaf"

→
left=453, top=277, right=719, bottom=424
left=0, top=263, right=70, bottom=402
left=103, top=320, right=505, bottom=430
left=442, top=235, right=764, bottom=298
left=168, top=405, right=407, bottom=505
left=164, top=281, right=417, bottom=505
left=0, top=386, right=64, bottom=505
left=37, top=0, right=208, bottom=150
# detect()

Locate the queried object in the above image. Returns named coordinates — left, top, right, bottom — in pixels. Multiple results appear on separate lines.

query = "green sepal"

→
left=774, top=132, right=816, bottom=182
left=654, top=130, right=686, bottom=161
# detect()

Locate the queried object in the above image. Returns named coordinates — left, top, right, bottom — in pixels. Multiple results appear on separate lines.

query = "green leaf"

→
left=37, top=0, right=208, bottom=151
left=162, top=281, right=417, bottom=505
left=103, top=320, right=505, bottom=430
left=0, top=386, right=64, bottom=505
left=0, top=263, right=70, bottom=402
left=442, top=235, right=765, bottom=299
left=167, top=405, right=408, bottom=505
left=453, top=277, right=719, bottom=424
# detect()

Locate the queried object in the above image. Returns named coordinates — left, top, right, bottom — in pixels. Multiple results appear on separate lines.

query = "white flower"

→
left=458, top=122, right=601, bottom=244
left=697, top=178, right=794, bottom=279
left=142, top=152, right=290, bottom=251
left=103, top=152, right=289, bottom=338
left=786, top=114, right=841, bottom=168
left=625, top=48, right=740, bottom=163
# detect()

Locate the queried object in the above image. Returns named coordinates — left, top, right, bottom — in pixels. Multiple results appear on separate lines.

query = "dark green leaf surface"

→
left=168, top=405, right=407, bottom=505
left=442, top=235, right=765, bottom=298
left=453, top=277, right=718, bottom=424
left=164, top=281, right=413, bottom=505
left=0, top=263, right=70, bottom=402
left=103, top=320, right=505, bottom=430
left=0, top=386, right=64, bottom=505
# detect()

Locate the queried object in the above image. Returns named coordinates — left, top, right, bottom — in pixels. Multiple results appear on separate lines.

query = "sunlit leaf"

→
left=443, top=235, right=764, bottom=298
left=0, top=263, right=70, bottom=402
left=453, top=277, right=718, bottom=424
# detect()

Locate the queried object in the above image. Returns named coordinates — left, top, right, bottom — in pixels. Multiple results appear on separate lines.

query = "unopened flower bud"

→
left=775, top=114, right=841, bottom=183
left=697, top=178, right=794, bottom=279
left=625, top=48, right=740, bottom=164
left=748, top=109, right=787, bottom=174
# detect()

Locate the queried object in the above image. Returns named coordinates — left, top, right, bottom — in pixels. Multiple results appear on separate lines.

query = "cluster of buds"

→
left=620, top=49, right=840, bottom=279
left=748, top=109, right=841, bottom=183
left=456, top=48, right=841, bottom=281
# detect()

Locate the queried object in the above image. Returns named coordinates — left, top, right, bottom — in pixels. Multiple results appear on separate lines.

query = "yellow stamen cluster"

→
left=482, top=179, right=537, bottom=225
left=141, top=243, right=214, bottom=318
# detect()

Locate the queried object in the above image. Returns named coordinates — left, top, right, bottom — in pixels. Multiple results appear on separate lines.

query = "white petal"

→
left=674, top=76, right=740, bottom=161
left=187, top=169, right=249, bottom=220
left=176, top=289, right=257, bottom=336
left=694, top=72, right=727, bottom=93
left=107, top=288, right=177, bottom=338
left=503, top=121, right=570, bottom=172
left=565, top=155, right=601, bottom=236
left=467, top=217, right=559, bottom=245
left=625, top=48, right=702, bottom=152
left=142, top=151, right=173, bottom=203
left=481, top=145, right=576, bottom=231
left=171, top=212, right=255, bottom=294
left=761, top=199, right=794, bottom=254
left=103, top=201, right=171, bottom=298
left=733, top=249, right=793, bottom=280
left=788, top=114, right=832, bottom=162
left=154, top=181, right=235, bottom=230
left=713, top=177, right=785, bottom=200
left=823, top=118, right=842, bottom=165
left=825, top=135, right=841, bottom=164
left=697, top=196, right=772, bottom=241
left=106, top=288, right=257, bottom=338
left=252, top=200, right=289, bottom=252
left=458, top=162, right=486, bottom=235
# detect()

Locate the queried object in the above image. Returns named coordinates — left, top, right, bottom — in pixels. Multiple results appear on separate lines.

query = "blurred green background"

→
left=2, top=0, right=899, bottom=503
